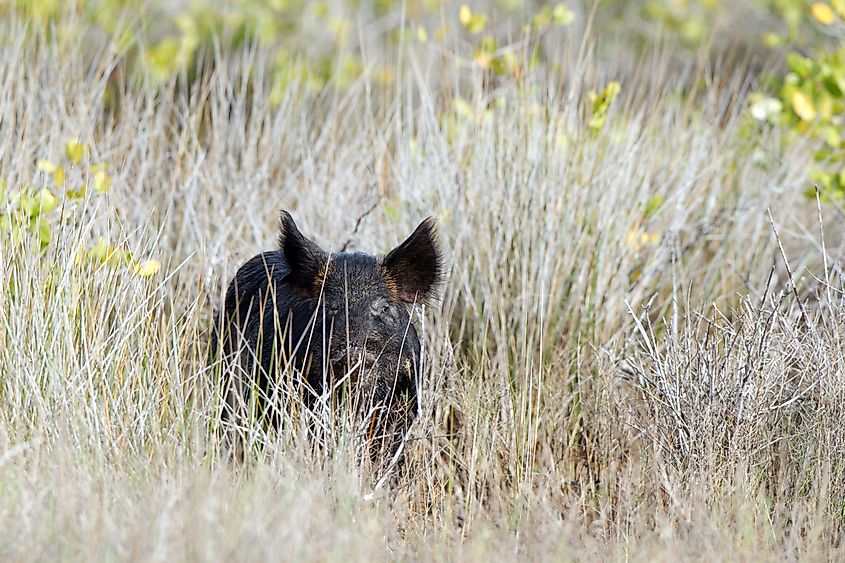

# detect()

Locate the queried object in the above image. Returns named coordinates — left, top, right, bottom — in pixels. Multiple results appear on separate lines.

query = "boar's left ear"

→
left=278, top=210, right=329, bottom=295
left=382, top=217, right=443, bottom=304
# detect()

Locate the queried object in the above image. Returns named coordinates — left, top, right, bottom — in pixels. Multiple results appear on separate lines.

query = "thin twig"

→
left=340, top=200, right=380, bottom=252
left=767, top=209, right=810, bottom=330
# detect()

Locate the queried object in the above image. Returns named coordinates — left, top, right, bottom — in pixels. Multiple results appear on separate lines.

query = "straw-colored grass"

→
left=0, top=11, right=843, bottom=561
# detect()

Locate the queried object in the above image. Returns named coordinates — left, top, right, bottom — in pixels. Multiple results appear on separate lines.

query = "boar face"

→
left=217, top=211, right=442, bottom=465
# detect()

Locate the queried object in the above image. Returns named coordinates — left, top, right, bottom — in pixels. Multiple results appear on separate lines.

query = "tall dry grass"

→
left=0, top=12, right=842, bottom=561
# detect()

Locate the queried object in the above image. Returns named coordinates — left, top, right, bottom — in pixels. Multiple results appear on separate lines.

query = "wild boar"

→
left=213, top=211, right=442, bottom=466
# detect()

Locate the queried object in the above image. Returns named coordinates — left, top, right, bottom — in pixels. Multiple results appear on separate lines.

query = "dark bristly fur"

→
left=213, top=210, right=443, bottom=467
left=382, top=217, right=442, bottom=304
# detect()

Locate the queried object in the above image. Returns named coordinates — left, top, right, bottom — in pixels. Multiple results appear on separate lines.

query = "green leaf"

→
left=786, top=53, right=814, bottom=79
left=0, top=213, right=13, bottom=232
left=822, top=75, right=843, bottom=97
left=761, top=33, right=785, bottom=48
left=31, top=216, right=50, bottom=247
left=588, top=81, right=621, bottom=131
left=88, top=237, right=111, bottom=262
left=67, top=186, right=87, bottom=199
left=821, top=126, right=841, bottom=148
left=552, top=4, right=574, bottom=26
left=20, top=188, right=59, bottom=217
left=643, top=195, right=665, bottom=218
left=459, top=6, right=487, bottom=34
left=384, top=203, right=399, bottom=222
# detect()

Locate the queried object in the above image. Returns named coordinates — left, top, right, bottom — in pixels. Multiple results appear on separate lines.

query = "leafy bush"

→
left=1, top=138, right=159, bottom=277
left=757, top=3, right=845, bottom=199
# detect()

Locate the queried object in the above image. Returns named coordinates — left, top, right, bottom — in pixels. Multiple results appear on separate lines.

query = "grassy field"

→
left=0, top=1, right=844, bottom=560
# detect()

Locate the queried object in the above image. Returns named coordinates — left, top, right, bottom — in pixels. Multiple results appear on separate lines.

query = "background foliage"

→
left=4, top=0, right=845, bottom=199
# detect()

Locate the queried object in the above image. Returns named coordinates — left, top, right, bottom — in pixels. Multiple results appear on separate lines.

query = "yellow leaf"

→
left=65, top=139, right=88, bottom=164
left=588, top=81, right=622, bottom=131
left=606, top=81, right=622, bottom=99
left=791, top=91, right=817, bottom=121
left=818, top=93, right=834, bottom=119
left=467, top=14, right=487, bottom=33
left=416, top=25, right=428, bottom=43
left=93, top=170, right=111, bottom=193
left=811, top=2, right=836, bottom=24
left=641, top=232, right=659, bottom=246
left=88, top=237, right=110, bottom=261
left=626, top=228, right=639, bottom=249
left=627, top=227, right=658, bottom=251
left=37, top=188, right=59, bottom=213
left=454, top=97, right=474, bottom=119
left=36, top=159, right=65, bottom=185
left=459, top=5, right=486, bottom=33
left=36, top=159, right=57, bottom=172
left=133, top=259, right=161, bottom=277
left=105, top=246, right=126, bottom=267
left=52, top=167, right=65, bottom=187
left=459, top=5, right=472, bottom=25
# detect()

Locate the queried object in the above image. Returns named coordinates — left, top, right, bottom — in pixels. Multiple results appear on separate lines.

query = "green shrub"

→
left=1, top=138, right=159, bottom=277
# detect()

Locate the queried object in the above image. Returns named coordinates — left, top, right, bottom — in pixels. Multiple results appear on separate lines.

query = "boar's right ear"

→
left=382, top=217, right=443, bottom=305
left=278, top=211, right=329, bottom=295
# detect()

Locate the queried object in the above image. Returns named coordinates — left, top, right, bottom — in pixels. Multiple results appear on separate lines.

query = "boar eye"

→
left=373, top=301, right=392, bottom=317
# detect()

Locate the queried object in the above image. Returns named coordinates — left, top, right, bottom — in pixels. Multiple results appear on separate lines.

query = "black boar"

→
left=213, top=211, right=442, bottom=466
